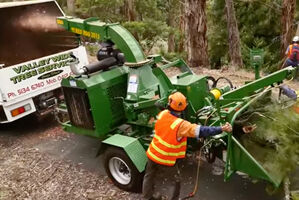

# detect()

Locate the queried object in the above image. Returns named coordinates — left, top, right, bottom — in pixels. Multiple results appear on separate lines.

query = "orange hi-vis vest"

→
left=287, top=44, right=299, bottom=60
left=146, top=110, right=187, bottom=166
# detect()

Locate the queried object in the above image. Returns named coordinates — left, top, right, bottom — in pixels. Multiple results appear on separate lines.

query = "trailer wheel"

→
left=103, top=147, right=143, bottom=192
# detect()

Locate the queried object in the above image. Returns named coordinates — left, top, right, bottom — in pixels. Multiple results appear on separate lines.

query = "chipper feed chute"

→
left=219, top=68, right=297, bottom=187
left=225, top=124, right=284, bottom=187
left=0, top=0, right=77, bottom=67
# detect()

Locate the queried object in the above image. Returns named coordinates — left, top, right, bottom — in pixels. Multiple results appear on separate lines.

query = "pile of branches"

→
left=234, top=93, right=299, bottom=184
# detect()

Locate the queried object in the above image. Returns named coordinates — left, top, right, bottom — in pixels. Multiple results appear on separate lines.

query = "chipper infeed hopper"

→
left=56, top=16, right=297, bottom=192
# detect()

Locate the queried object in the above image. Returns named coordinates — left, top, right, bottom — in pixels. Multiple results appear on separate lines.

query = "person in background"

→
left=143, top=92, right=232, bottom=200
left=282, top=36, right=299, bottom=68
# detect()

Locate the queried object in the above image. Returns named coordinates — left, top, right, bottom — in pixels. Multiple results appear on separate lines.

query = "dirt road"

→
left=0, top=115, right=142, bottom=200
left=0, top=114, right=285, bottom=200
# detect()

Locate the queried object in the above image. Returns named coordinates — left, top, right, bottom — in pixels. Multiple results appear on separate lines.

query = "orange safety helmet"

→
left=168, top=92, right=187, bottom=111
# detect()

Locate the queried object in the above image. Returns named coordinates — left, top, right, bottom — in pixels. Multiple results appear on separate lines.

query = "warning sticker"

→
left=127, top=75, right=138, bottom=93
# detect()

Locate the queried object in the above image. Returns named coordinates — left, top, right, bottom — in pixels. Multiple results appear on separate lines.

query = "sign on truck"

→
left=0, top=0, right=88, bottom=123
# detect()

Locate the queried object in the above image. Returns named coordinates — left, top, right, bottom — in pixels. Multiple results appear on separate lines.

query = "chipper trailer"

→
left=0, top=0, right=88, bottom=123
left=56, top=16, right=298, bottom=193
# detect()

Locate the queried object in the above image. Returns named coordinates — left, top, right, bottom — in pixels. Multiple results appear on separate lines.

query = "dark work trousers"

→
left=142, top=159, right=182, bottom=200
left=283, top=58, right=298, bottom=68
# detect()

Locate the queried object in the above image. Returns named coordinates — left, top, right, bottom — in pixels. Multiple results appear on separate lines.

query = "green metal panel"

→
left=62, top=121, right=98, bottom=137
left=57, top=17, right=145, bottom=63
left=107, top=25, right=145, bottom=63
left=61, top=66, right=129, bottom=139
left=171, top=74, right=208, bottom=114
left=126, top=64, right=159, bottom=101
left=152, top=67, right=175, bottom=98
left=223, top=87, right=286, bottom=187
left=250, top=49, right=264, bottom=79
left=102, top=134, right=148, bottom=172
left=222, top=67, right=295, bottom=99
left=250, top=49, right=264, bottom=67
left=227, top=136, right=282, bottom=187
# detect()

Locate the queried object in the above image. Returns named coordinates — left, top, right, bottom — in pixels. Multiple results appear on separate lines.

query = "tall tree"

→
left=124, top=0, right=136, bottom=21
left=281, top=0, right=296, bottom=58
left=166, top=0, right=179, bottom=52
left=178, top=2, right=185, bottom=53
left=225, top=0, right=243, bottom=68
left=184, top=0, right=209, bottom=67
left=66, top=0, right=76, bottom=15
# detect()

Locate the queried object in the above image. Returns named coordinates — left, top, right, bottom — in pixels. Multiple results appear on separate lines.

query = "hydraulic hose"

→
left=214, top=77, right=234, bottom=89
left=181, top=139, right=216, bottom=200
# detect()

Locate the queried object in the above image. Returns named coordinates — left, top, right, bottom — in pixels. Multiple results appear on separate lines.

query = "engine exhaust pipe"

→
left=70, top=54, right=118, bottom=76
left=69, top=55, right=86, bottom=75
left=84, top=57, right=118, bottom=74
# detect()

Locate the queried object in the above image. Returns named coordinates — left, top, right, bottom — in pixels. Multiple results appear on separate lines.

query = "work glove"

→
left=242, top=124, right=257, bottom=134
left=221, top=122, right=232, bottom=133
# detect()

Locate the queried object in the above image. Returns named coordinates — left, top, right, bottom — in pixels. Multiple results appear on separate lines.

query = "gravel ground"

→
left=0, top=129, right=143, bottom=200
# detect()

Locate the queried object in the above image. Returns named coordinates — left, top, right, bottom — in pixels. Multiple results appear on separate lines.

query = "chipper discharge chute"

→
left=0, top=0, right=88, bottom=123
left=0, top=0, right=76, bottom=67
left=56, top=16, right=298, bottom=192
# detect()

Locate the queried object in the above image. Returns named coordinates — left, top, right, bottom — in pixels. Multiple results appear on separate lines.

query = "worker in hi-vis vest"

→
left=143, top=92, right=232, bottom=200
left=283, top=36, right=299, bottom=68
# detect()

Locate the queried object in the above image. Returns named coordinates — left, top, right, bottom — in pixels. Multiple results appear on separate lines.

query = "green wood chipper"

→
left=55, top=16, right=297, bottom=192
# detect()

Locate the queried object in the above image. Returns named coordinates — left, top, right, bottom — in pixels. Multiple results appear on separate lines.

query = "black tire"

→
left=103, top=146, right=144, bottom=192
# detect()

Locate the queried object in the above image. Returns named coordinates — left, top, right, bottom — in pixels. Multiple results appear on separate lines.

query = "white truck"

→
left=0, top=0, right=88, bottom=123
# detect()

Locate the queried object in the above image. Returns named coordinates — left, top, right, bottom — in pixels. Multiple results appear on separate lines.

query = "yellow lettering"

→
left=70, top=27, right=100, bottom=40
left=76, top=28, right=82, bottom=34
left=90, top=32, right=100, bottom=40
left=70, top=27, right=82, bottom=35
left=83, top=30, right=90, bottom=37
left=56, top=19, right=64, bottom=25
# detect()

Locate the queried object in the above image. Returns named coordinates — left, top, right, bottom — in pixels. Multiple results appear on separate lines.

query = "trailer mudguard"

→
left=102, top=134, right=147, bottom=172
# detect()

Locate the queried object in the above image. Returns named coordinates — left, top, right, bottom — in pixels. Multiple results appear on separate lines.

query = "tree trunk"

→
left=124, top=0, right=139, bottom=41
left=178, top=2, right=185, bottom=53
left=124, top=0, right=136, bottom=21
left=66, top=0, right=76, bottom=15
left=296, top=24, right=299, bottom=36
left=168, top=32, right=175, bottom=52
left=167, top=0, right=177, bottom=53
left=281, top=0, right=296, bottom=58
left=167, top=19, right=176, bottom=52
left=225, top=0, right=243, bottom=68
left=184, top=0, right=209, bottom=68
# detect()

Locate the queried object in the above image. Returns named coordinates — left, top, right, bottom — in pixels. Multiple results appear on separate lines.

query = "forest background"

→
left=6, top=0, right=299, bottom=72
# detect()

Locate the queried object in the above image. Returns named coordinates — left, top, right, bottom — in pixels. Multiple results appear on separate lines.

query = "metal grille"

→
left=106, top=82, right=127, bottom=127
left=63, top=87, right=94, bottom=129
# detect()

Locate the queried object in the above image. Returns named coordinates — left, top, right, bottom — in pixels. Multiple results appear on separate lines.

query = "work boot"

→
left=149, top=192, right=162, bottom=200
left=170, top=181, right=181, bottom=200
